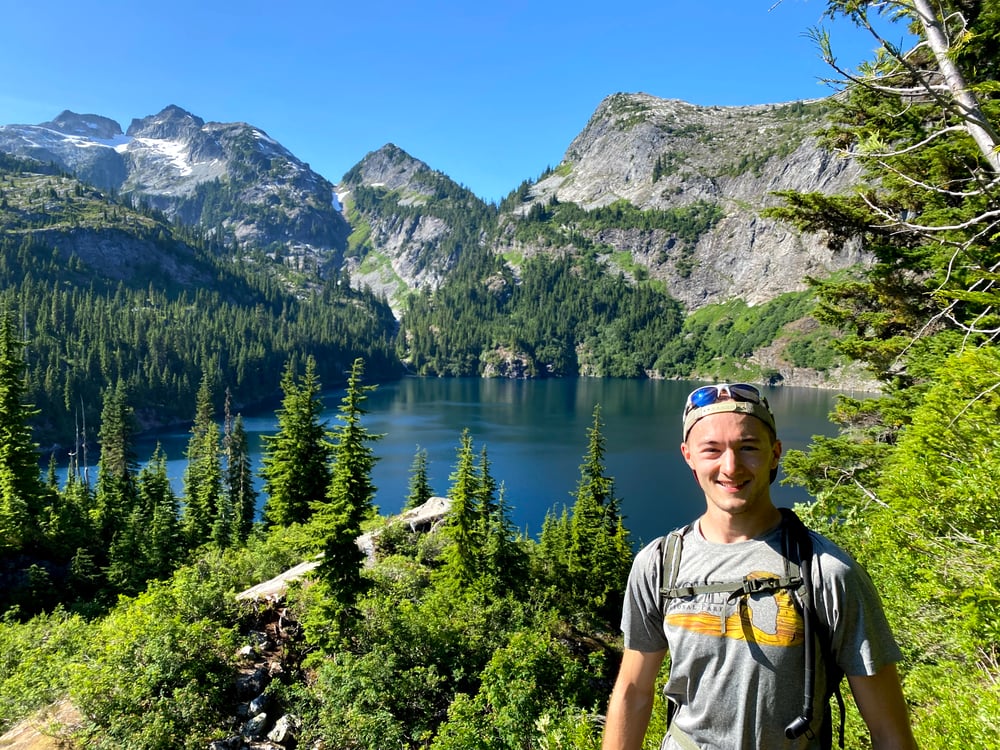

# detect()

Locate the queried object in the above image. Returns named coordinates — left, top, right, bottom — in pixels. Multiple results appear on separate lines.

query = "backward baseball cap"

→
left=682, top=399, right=777, bottom=442
left=682, top=387, right=779, bottom=483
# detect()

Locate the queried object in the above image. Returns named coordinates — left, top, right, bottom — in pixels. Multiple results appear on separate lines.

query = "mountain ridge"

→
left=0, top=96, right=864, bottom=315
left=0, top=95, right=873, bottom=388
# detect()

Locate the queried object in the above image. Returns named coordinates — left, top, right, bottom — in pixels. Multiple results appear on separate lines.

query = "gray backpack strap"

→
left=659, top=525, right=689, bottom=621
left=660, top=522, right=803, bottom=634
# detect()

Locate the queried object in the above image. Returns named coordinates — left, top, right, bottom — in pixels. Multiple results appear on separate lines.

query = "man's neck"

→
left=699, top=504, right=782, bottom=543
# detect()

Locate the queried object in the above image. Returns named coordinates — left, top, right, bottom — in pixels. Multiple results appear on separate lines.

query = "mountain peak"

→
left=126, top=105, right=205, bottom=139
left=40, top=111, right=123, bottom=140
left=342, top=143, right=431, bottom=191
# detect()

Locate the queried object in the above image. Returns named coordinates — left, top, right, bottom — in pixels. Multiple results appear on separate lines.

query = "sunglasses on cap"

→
left=683, top=383, right=768, bottom=418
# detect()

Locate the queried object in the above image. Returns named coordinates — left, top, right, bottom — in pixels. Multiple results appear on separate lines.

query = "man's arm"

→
left=848, top=663, right=918, bottom=749
left=602, top=647, right=667, bottom=750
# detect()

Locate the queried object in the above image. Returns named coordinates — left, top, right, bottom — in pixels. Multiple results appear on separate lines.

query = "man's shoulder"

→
left=800, top=526, right=876, bottom=590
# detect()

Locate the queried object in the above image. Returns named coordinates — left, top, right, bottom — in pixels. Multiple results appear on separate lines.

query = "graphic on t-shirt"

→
left=666, top=571, right=805, bottom=646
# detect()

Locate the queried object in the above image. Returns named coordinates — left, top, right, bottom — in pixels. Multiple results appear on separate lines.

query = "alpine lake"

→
left=116, top=377, right=861, bottom=548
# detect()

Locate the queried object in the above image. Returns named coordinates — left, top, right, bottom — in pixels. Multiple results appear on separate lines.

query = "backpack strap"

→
left=660, top=521, right=803, bottom=635
left=779, top=508, right=846, bottom=750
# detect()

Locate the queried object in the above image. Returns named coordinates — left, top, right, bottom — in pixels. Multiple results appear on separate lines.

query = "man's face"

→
left=680, top=411, right=781, bottom=520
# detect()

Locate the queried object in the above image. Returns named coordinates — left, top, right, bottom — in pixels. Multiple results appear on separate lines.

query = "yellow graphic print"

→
left=666, top=571, right=805, bottom=647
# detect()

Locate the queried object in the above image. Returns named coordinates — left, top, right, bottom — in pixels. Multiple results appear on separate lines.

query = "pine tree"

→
left=440, top=429, right=482, bottom=589
left=538, top=505, right=573, bottom=595
left=106, top=503, right=149, bottom=595
left=0, top=312, right=48, bottom=554
left=481, top=482, right=529, bottom=595
left=44, top=473, right=96, bottom=563
left=567, top=405, right=632, bottom=621
left=139, top=443, right=180, bottom=579
left=93, top=381, right=138, bottom=553
left=316, top=358, right=381, bottom=616
left=223, top=391, right=257, bottom=542
left=260, top=356, right=332, bottom=527
left=475, top=444, right=498, bottom=539
left=404, top=446, right=433, bottom=510
left=182, top=373, right=222, bottom=546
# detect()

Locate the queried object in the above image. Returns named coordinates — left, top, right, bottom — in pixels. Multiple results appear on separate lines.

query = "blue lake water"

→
left=66, top=378, right=856, bottom=548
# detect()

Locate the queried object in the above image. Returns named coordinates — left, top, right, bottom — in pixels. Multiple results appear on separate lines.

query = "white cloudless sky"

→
left=0, top=0, right=912, bottom=203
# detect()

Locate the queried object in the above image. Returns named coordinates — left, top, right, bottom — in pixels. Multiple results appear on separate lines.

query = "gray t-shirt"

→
left=621, top=518, right=902, bottom=750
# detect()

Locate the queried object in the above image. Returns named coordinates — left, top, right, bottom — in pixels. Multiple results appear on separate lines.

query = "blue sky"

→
left=1, top=1, right=910, bottom=203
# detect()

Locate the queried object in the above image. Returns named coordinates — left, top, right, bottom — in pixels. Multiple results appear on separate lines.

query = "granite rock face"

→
left=2, top=94, right=868, bottom=317
left=339, top=93, right=867, bottom=316
left=518, top=93, right=867, bottom=309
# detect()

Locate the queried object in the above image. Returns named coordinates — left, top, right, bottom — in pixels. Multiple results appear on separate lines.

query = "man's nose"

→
left=720, top=448, right=740, bottom=473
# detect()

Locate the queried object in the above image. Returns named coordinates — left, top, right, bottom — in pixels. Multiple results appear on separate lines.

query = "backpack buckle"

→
left=741, top=576, right=779, bottom=594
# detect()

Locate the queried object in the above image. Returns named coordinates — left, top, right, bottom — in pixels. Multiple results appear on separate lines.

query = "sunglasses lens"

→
left=729, top=384, right=762, bottom=403
left=688, top=386, right=721, bottom=409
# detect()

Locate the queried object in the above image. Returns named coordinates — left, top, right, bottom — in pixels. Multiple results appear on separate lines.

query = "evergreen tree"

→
left=404, top=446, right=433, bottom=510
left=567, top=405, right=632, bottom=621
left=182, top=373, right=222, bottom=546
left=475, top=444, right=498, bottom=539
left=770, top=6, right=1000, bottom=741
left=93, top=381, right=138, bottom=553
left=538, top=505, right=572, bottom=589
left=481, top=482, right=529, bottom=595
left=223, top=391, right=257, bottom=542
left=260, top=356, right=332, bottom=527
left=316, top=358, right=381, bottom=618
left=43, top=473, right=96, bottom=563
left=440, top=429, right=482, bottom=589
left=106, top=504, right=149, bottom=595
left=0, top=312, right=48, bottom=554
left=139, top=443, right=180, bottom=579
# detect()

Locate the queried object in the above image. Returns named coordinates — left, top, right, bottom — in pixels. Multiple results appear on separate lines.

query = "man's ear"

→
left=680, top=441, right=694, bottom=469
left=771, top=438, right=782, bottom=469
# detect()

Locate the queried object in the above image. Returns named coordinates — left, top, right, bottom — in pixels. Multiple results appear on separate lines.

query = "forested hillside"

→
left=0, top=153, right=400, bottom=446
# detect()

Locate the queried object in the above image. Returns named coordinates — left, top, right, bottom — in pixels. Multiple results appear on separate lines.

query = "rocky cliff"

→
left=514, top=93, right=867, bottom=309
left=2, top=95, right=867, bottom=317
left=338, top=144, right=491, bottom=307
left=337, top=93, right=867, bottom=316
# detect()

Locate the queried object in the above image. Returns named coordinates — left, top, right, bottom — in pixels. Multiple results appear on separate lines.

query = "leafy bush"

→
left=0, top=608, right=89, bottom=733
left=68, top=579, right=237, bottom=749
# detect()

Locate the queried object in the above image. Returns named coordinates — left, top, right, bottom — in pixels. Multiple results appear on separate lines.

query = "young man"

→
left=602, top=384, right=917, bottom=750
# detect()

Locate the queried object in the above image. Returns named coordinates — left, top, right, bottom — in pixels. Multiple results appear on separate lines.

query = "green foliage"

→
left=182, top=373, right=223, bottom=546
left=654, top=291, right=831, bottom=379
left=314, top=357, right=382, bottom=631
left=775, top=4, right=1000, bottom=744
left=0, top=608, right=89, bottom=733
left=513, top=197, right=724, bottom=246
left=432, top=624, right=606, bottom=750
left=401, top=245, right=686, bottom=378
left=405, top=446, right=434, bottom=510
left=784, top=328, right=840, bottom=371
left=69, top=581, right=237, bottom=749
left=260, top=356, right=332, bottom=527
left=440, top=430, right=481, bottom=589
left=566, top=406, right=632, bottom=624
left=222, top=403, right=257, bottom=544
left=0, top=161, right=400, bottom=449
left=0, top=312, right=49, bottom=555
left=869, top=348, right=1000, bottom=664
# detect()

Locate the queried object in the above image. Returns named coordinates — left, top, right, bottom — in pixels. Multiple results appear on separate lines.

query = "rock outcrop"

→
left=519, top=93, right=866, bottom=309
